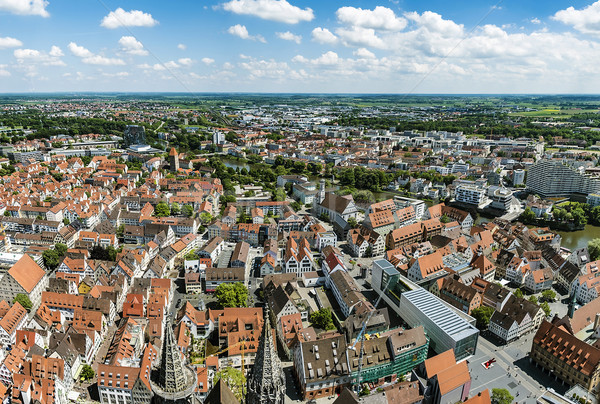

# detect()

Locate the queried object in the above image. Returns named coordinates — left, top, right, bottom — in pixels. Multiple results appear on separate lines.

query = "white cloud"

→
left=236, top=55, right=308, bottom=83
left=101, top=72, right=130, bottom=78
left=0, top=37, right=22, bottom=49
left=311, top=27, right=338, bottom=44
left=49, top=45, right=63, bottom=57
left=354, top=48, right=375, bottom=58
left=14, top=47, right=65, bottom=66
left=82, top=55, right=125, bottom=66
left=531, top=18, right=541, bottom=24
left=177, top=44, right=187, bottom=50
left=405, top=11, right=464, bottom=36
left=178, top=58, right=194, bottom=66
left=276, top=31, right=301, bottom=44
left=0, top=64, right=10, bottom=77
left=293, top=51, right=340, bottom=66
left=335, top=26, right=386, bottom=48
left=228, top=24, right=250, bottom=39
left=336, top=6, right=406, bottom=31
left=202, top=57, right=215, bottom=65
left=227, top=24, right=266, bottom=42
left=552, top=2, right=600, bottom=34
left=119, top=36, right=148, bottom=56
left=68, top=42, right=93, bottom=58
left=69, top=42, right=124, bottom=65
left=101, top=8, right=158, bottom=29
left=0, top=0, right=49, bottom=17
left=221, top=0, right=313, bottom=24
left=139, top=61, right=183, bottom=71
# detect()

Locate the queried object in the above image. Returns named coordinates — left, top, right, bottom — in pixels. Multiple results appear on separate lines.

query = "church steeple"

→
left=246, top=309, right=285, bottom=404
left=151, top=319, right=196, bottom=403
left=169, top=147, right=179, bottom=173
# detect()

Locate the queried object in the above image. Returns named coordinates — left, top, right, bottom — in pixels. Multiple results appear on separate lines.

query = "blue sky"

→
left=1, top=0, right=600, bottom=93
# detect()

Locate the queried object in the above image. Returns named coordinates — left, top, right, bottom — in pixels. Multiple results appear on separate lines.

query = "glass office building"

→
left=400, top=288, right=479, bottom=361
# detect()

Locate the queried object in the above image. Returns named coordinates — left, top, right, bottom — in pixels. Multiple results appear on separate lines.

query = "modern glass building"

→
left=400, top=288, right=479, bottom=361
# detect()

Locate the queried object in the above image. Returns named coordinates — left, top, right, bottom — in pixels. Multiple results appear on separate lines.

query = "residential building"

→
left=205, top=267, right=245, bottom=292
left=439, top=277, right=481, bottom=315
left=0, top=254, right=48, bottom=308
left=527, top=160, right=600, bottom=197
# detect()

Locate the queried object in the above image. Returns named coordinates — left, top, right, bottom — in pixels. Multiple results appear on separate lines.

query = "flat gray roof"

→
left=402, top=288, right=478, bottom=342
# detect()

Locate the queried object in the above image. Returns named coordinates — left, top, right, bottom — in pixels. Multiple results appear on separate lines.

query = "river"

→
left=222, top=158, right=250, bottom=171
left=556, top=225, right=600, bottom=252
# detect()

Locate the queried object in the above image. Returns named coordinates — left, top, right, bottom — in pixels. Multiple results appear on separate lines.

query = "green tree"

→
left=55, top=243, right=68, bottom=257
left=80, top=364, right=95, bottom=381
left=440, top=214, right=451, bottom=224
left=170, top=202, right=181, bottom=216
left=528, top=295, right=538, bottom=305
left=491, top=388, right=514, bottom=404
left=225, top=132, right=238, bottom=143
left=215, top=282, right=248, bottom=308
left=541, top=289, right=556, bottom=302
left=90, top=245, right=117, bottom=261
left=272, top=188, right=286, bottom=202
left=310, top=308, right=335, bottom=330
left=514, top=288, right=524, bottom=298
left=291, top=201, right=302, bottom=211
left=42, top=249, right=60, bottom=271
left=185, top=251, right=199, bottom=261
left=348, top=217, right=358, bottom=229
left=199, top=212, right=213, bottom=224
left=13, top=294, right=32, bottom=311
left=364, top=246, right=373, bottom=258
left=540, top=301, right=552, bottom=317
left=154, top=201, right=170, bottom=217
left=471, top=306, right=494, bottom=330
left=214, top=367, right=245, bottom=402
left=116, top=224, right=125, bottom=238
left=183, top=204, right=195, bottom=218
left=589, top=238, right=600, bottom=261
left=520, top=207, right=536, bottom=223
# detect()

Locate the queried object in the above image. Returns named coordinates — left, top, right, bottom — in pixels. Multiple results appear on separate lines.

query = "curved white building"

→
left=526, top=160, right=600, bottom=197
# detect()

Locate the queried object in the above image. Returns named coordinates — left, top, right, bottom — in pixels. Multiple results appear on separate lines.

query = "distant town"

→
left=2, top=94, right=600, bottom=404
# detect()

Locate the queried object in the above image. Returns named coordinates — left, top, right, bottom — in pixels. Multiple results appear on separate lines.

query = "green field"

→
left=510, top=108, right=600, bottom=118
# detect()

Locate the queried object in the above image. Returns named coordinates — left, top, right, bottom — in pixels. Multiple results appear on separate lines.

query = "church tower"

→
left=150, top=319, right=196, bottom=403
left=246, top=310, right=285, bottom=404
left=169, top=147, right=179, bottom=173
left=313, top=179, right=326, bottom=213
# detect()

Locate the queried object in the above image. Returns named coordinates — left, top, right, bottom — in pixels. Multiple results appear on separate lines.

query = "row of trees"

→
left=520, top=201, right=600, bottom=228
left=337, top=166, right=393, bottom=192
left=154, top=201, right=195, bottom=218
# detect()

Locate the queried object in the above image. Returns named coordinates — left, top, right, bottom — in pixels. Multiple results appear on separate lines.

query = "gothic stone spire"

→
left=246, top=309, right=285, bottom=404
left=158, top=319, right=188, bottom=392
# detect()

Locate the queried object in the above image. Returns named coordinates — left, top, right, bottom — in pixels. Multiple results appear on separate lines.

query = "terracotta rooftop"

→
left=8, top=254, right=46, bottom=293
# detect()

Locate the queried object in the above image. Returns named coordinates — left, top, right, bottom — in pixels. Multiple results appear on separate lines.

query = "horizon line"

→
left=1, top=92, right=600, bottom=97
